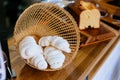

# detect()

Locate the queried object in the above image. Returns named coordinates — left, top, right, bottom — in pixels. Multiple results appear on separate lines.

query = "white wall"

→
left=93, top=40, right=120, bottom=80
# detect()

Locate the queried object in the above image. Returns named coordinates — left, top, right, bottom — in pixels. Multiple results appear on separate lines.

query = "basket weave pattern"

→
left=14, top=2, right=80, bottom=71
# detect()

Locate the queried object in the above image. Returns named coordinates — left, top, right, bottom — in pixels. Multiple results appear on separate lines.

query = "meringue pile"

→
left=19, top=35, right=71, bottom=70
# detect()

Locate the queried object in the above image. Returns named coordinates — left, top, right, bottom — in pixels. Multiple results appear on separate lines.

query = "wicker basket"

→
left=14, top=2, right=80, bottom=71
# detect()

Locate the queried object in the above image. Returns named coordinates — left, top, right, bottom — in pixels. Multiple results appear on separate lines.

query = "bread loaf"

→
left=79, top=1, right=101, bottom=30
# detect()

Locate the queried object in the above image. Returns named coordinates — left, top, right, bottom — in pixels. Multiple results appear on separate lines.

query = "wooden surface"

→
left=8, top=23, right=119, bottom=80
left=80, top=22, right=116, bottom=47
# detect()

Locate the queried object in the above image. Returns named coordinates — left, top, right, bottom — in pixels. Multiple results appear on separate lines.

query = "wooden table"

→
left=9, top=23, right=119, bottom=80
left=9, top=0, right=120, bottom=80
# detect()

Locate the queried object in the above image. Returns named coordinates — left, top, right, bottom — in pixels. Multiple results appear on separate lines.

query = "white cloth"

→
left=0, top=42, right=6, bottom=80
left=93, top=40, right=120, bottom=80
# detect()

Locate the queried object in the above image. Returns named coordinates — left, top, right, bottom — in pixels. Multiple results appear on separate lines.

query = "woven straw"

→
left=14, top=2, right=80, bottom=71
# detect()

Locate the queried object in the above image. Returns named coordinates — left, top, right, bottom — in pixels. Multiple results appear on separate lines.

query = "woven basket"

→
left=14, top=2, right=80, bottom=71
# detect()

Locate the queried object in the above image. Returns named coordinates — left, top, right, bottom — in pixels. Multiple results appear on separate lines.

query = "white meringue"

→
left=49, top=57, right=64, bottom=69
left=19, top=36, right=36, bottom=45
left=38, top=36, right=52, bottom=47
left=43, top=46, right=56, bottom=58
left=38, top=36, right=71, bottom=53
left=19, top=36, right=43, bottom=59
left=30, top=55, right=48, bottom=70
left=51, top=36, right=71, bottom=53
left=44, top=46, right=65, bottom=69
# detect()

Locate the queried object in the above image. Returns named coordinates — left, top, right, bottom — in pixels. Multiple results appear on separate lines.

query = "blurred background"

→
left=0, top=0, right=120, bottom=39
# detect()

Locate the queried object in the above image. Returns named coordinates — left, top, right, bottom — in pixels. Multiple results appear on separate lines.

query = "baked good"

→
left=79, top=1, right=101, bottom=30
left=29, top=55, right=48, bottom=70
left=19, top=35, right=71, bottom=70
left=51, top=36, right=71, bottom=53
left=38, top=36, right=71, bottom=53
left=44, top=46, right=65, bottom=69
left=19, top=36, right=43, bottom=59
left=38, top=36, right=52, bottom=47
left=19, top=36, right=48, bottom=70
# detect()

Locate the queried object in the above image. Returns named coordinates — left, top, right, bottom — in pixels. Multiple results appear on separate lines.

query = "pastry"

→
left=38, top=36, right=52, bottom=47
left=51, top=36, right=71, bottom=53
left=44, top=46, right=65, bottom=69
left=38, top=36, right=71, bottom=53
left=19, top=36, right=43, bottom=59
left=29, top=55, right=48, bottom=70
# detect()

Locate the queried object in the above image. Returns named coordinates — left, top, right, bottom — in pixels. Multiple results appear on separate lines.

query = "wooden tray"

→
left=80, top=22, right=116, bottom=47
left=96, top=0, right=120, bottom=30
left=65, top=3, right=117, bottom=47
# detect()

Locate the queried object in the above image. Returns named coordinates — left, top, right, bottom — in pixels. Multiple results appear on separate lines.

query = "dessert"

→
left=19, top=35, right=71, bottom=70
left=38, top=36, right=71, bottom=53
left=44, top=46, right=65, bottom=69
left=19, top=36, right=48, bottom=70
left=51, top=36, right=71, bottom=53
